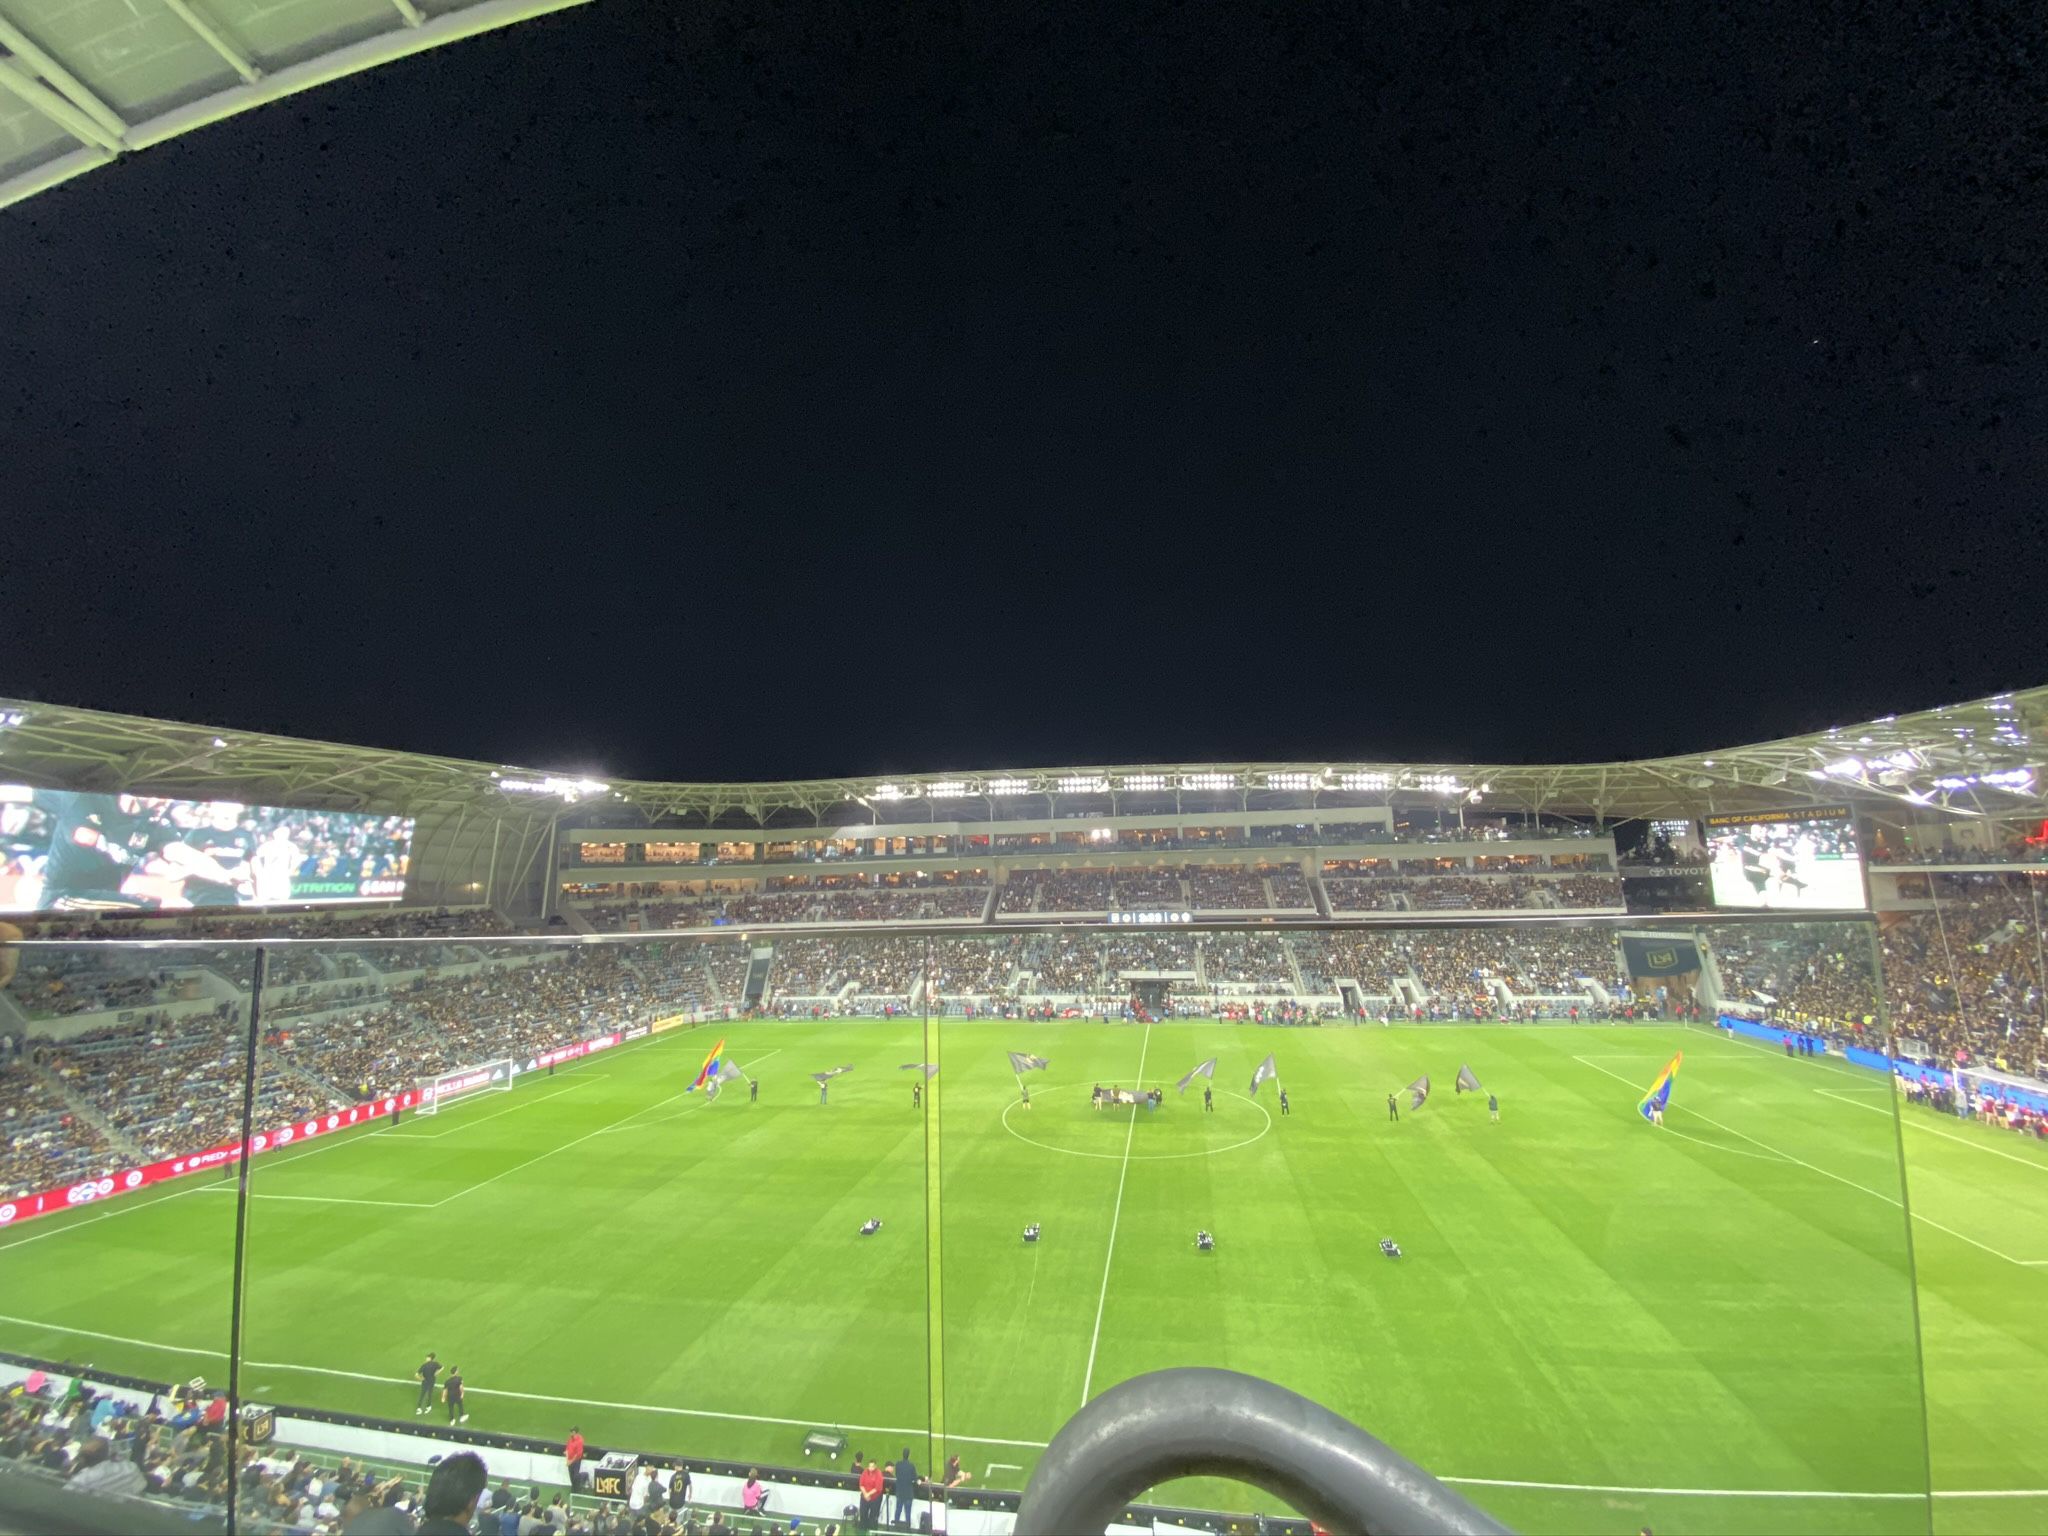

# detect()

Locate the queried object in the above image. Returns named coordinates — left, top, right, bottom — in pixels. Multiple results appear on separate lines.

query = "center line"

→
left=1079, top=1021, right=1150, bottom=1408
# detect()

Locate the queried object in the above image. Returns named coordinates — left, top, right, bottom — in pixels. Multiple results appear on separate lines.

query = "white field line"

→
left=1572, top=1057, right=1786, bottom=1162
left=401, top=1081, right=589, bottom=1139
left=0, top=1310, right=1042, bottom=1448
left=0, top=1181, right=217, bottom=1255
left=1078, top=1022, right=1149, bottom=1408
left=198, top=1189, right=437, bottom=1209
left=0, top=1027, right=688, bottom=1241
left=430, top=1051, right=778, bottom=1205
left=1816, top=1088, right=2048, bottom=1175
left=592, top=1050, right=782, bottom=1133
left=3, top=1308, right=2041, bottom=1500
left=1573, top=1058, right=2037, bottom=1268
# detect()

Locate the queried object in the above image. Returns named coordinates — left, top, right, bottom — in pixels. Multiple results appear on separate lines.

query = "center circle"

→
left=999, top=1081, right=1273, bottom=1160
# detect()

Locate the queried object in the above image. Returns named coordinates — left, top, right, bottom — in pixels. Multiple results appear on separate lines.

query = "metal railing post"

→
left=1016, top=1368, right=1512, bottom=1536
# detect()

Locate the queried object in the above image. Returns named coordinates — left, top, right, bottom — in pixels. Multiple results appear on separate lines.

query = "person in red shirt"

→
left=200, top=1394, right=228, bottom=1432
left=563, top=1427, right=585, bottom=1489
left=858, top=1460, right=885, bottom=1528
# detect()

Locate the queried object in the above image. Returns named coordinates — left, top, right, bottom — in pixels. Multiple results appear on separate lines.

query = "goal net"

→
left=418, top=1059, right=516, bottom=1116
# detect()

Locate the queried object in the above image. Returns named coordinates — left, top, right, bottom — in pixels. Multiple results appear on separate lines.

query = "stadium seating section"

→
left=6, top=873, right=2044, bottom=1204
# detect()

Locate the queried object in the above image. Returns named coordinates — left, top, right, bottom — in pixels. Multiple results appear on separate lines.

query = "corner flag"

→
left=899, top=1063, right=940, bottom=1079
left=1007, top=1051, right=1050, bottom=1074
left=1639, top=1052, right=1682, bottom=1120
left=1407, top=1074, right=1431, bottom=1110
left=688, top=1038, right=728, bottom=1092
left=1175, top=1058, right=1218, bottom=1095
left=1455, top=1064, right=1482, bottom=1094
left=1249, top=1054, right=1278, bottom=1096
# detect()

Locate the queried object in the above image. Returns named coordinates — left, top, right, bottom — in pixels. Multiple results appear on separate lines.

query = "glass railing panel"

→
left=0, top=935, right=244, bottom=1533
left=232, top=928, right=935, bottom=1534
left=1892, top=872, right=2048, bottom=1535
left=938, top=915, right=1932, bottom=1535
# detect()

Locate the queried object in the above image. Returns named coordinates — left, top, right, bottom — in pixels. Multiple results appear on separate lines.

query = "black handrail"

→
left=1016, top=1368, right=1513, bottom=1536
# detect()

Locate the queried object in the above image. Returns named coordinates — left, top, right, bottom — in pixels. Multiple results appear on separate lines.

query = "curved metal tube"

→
left=1015, top=1368, right=1513, bottom=1536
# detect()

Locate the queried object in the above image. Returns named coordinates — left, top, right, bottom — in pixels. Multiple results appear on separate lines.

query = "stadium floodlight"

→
left=0, top=709, right=23, bottom=729
left=1334, top=771, right=1391, bottom=792
left=871, top=784, right=914, bottom=801
left=1119, top=774, right=1168, bottom=792
left=1934, top=768, right=2034, bottom=791
left=1057, top=775, right=1110, bottom=794
left=499, top=775, right=609, bottom=802
left=926, top=781, right=969, bottom=798
left=1412, top=773, right=1462, bottom=794
left=1180, top=772, right=1237, bottom=791
left=1264, top=771, right=1314, bottom=791
left=986, top=777, right=1032, bottom=796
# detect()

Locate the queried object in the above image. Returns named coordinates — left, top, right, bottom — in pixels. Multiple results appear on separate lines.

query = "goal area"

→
left=417, top=1059, right=516, bottom=1115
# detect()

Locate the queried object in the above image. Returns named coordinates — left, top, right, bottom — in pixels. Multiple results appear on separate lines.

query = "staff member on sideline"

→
left=415, top=1352, right=441, bottom=1416
left=857, top=1459, right=884, bottom=1528
left=443, top=1365, right=467, bottom=1424
left=891, top=1449, right=919, bottom=1528
left=563, top=1427, right=585, bottom=1489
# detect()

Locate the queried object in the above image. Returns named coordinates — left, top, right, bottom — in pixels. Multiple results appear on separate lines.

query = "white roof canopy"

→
left=0, top=0, right=590, bottom=208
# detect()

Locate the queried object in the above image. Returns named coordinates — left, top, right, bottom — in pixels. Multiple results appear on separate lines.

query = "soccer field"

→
left=1, top=1017, right=2043, bottom=1535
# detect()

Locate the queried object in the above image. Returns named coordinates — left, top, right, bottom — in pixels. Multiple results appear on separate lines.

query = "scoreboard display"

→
left=1704, top=806, right=1866, bottom=910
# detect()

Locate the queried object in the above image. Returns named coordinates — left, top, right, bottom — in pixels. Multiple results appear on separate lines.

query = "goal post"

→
left=417, top=1059, right=516, bottom=1116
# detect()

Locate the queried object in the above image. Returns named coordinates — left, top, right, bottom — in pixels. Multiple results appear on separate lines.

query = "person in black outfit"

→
left=1387, top=1093, right=1399, bottom=1122
left=1278, top=1089, right=1290, bottom=1117
left=1202, top=1085, right=1213, bottom=1112
left=415, top=1353, right=440, bottom=1415
left=750, top=1078, right=759, bottom=1102
left=444, top=1366, right=467, bottom=1424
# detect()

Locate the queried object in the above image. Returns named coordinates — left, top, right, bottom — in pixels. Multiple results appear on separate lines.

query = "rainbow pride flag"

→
left=1639, top=1051, right=1682, bottom=1120
left=688, top=1037, right=728, bottom=1092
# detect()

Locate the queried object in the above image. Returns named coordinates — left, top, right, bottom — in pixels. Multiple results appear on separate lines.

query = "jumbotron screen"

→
left=0, top=787, right=413, bottom=913
left=1704, top=806, right=1864, bottom=910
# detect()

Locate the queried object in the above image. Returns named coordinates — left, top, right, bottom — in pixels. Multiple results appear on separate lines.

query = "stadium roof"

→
left=0, top=0, right=589, bottom=209
left=1, top=687, right=2044, bottom=828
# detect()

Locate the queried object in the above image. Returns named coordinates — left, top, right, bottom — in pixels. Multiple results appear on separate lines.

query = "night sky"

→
left=4, top=0, right=2044, bottom=783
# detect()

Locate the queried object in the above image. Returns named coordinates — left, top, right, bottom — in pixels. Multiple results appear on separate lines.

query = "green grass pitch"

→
left=1, top=1017, right=2043, bottom=1535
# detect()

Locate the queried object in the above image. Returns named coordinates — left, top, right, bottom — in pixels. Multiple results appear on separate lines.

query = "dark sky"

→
left=4, top=0, right=2044, bottom=782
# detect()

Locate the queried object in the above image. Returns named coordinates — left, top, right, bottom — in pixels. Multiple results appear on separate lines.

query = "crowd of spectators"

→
left=0, top=1061, right=115, bottom=1199
left=1870, top=835, right=2048, bottom=865
left=1110, top=871, right=1187, bottom=908
left=701, top=943, right=752, bottom=1002
left=1406, top=877, right=1531, bottom=911
left=766, top=936, right=925, bottom=998
left=1197, top=931, right=1293, bottom=986
left=1182, top=867, right=1268, bottom=909
left=925, top=936, right=1021, bottom=997
left=2, top=1374, right=828, bottom=1536
left=1547, top=875, right=1627, bottom=908
left=1265, top=867, right=1314, bottom=910
left=1029, top=870, right=1115, bottom=912
left=1032, top=935, right=1105, bottom=992
left=1325, top=879, right=1407, bottom=912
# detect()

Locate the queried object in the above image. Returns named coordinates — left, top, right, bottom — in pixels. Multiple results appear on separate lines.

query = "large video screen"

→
left=0, top=788, right=413, bottom=913
left=1704, top=807, right=1864, bottom=910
